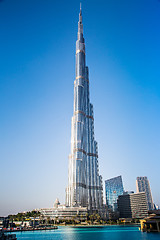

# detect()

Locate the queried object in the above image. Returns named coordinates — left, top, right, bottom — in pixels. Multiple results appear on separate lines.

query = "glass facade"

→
left=66, top=7, right=103, bottom=211
left=105, top=176, right=124, bottom=212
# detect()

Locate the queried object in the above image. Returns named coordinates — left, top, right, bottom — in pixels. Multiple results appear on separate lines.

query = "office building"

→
left=105, top=176, right=124, bottom=212
left=136, top=176, right=154, bottom=210
left=118, top=192, right=148, bottom=219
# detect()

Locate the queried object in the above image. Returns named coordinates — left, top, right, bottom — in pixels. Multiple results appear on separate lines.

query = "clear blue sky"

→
left=0, top=0, right=160, bottom=216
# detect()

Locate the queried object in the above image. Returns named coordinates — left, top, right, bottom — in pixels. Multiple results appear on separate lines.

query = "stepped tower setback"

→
left=66, top=6, right=103, bottom=212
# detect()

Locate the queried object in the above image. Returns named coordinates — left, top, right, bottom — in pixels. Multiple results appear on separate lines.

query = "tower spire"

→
left=78, top=3, right=83, bottom=40
left=79, top=2, right=82, bottom=23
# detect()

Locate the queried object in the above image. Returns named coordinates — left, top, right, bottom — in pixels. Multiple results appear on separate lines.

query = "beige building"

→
left=118, top=192, right=148, bottom=219
left=136, top=176, right=154, bottom=210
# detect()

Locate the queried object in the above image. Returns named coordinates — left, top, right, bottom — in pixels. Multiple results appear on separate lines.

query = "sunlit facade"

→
left=36, top=199, right=88, bottom=221
left=66, top=6, right=103, bottom=211
left=136, top=176, right=154, bottom=210
left=105, top=176, right=124, bottom=212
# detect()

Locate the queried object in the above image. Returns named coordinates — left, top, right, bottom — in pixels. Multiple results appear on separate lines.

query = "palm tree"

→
left=86, top=213, right=89, bottom=221
left=95, top=214, right=101, bottom=223
left=89, top=215, right=94, bottom=224
left=47, top=217, right=51, bottom=225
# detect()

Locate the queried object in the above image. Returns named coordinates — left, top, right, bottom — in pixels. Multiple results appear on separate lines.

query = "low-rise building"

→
left=37, top=199, right=88, bottom=221
left=39, top=206, right=88, bottom=221
left=140, top=210, right=160, bottom=232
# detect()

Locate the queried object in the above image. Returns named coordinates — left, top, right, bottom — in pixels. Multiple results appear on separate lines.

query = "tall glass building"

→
left=136, top=176, right=154, bottom=210
left=105, top=176, right=124, bottom=211
left=66, top=6, right=103, bottom=212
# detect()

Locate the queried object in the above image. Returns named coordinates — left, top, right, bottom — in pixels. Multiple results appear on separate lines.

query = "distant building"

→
left=123, top=191, right=134, bottom=195
left=136, top=176, right=154, bottom=210
left=0, top=217, right=5, bottom=228
left=54, top=198, right=60, bottom=208
left=105, top=176, right=124, bottom=212
left=39, top=206, right=88, bottom=221
left=118, top=192, right=148, bottom=219
left=37, top=199, right=88, bottom=221
left=0, top=217, right=9, bottom=228
left=154, top=204, right=159, bottom=210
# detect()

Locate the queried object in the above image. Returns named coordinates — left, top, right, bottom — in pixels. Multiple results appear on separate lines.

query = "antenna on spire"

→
left=79, top=2, right=82, bottom=24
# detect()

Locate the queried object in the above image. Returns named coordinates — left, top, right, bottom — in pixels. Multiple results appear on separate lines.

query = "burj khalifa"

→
left=66, top=6, right=103, bottom=212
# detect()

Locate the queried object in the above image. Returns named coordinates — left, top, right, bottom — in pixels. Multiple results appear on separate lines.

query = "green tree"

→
left=89, top=215, right=94, bottom=224
left=47, top=217, right=51, bottom=225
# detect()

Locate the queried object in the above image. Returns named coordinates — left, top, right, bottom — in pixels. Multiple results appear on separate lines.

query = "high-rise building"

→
left=66, top=6, right=103, bottom=212
left=136, top=176, right=154, bottom=210
left=118, top=192, right=148, bottom=219
left=105, top=176, right=124, bottom=212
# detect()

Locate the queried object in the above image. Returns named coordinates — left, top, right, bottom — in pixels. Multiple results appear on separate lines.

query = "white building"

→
left=38, top=199, right=87, bottom=220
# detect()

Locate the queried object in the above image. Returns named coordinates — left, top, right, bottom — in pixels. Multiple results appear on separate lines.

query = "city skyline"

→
left=0, top=0, right=160, bottom=216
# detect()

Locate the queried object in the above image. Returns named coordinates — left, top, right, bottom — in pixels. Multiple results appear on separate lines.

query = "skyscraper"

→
left=66, top=6, right=103, bottom=212
left=136, top=176, right=154, bottom=210
left=105, top=176, right=124, bottom=212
